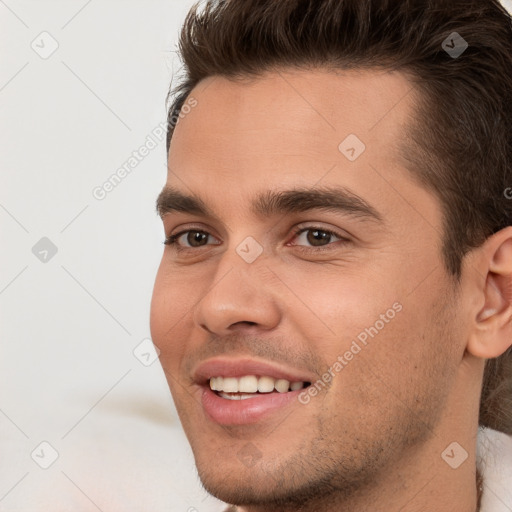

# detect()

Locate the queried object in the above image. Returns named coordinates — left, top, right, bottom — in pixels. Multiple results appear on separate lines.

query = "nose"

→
left=192, top=251, right=281, bottom=336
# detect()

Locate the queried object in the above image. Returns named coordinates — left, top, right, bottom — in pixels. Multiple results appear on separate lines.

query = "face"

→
left=150, top=69, right=468, bottom=508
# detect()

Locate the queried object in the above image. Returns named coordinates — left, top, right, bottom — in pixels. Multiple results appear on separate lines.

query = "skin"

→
left=150, top=68, right=512, bottom=512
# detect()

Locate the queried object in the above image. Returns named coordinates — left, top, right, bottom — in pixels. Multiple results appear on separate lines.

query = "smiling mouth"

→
left=209, top=375, right=311, bottom=400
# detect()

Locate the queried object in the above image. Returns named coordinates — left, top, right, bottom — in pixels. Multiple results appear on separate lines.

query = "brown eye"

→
left=164, top=229, right=221, bottom=249
left=292, top=227, right=343, bottom=248
left=306, top=229, right=333, bottom=246
left=186, top=231, right=209, bottom=247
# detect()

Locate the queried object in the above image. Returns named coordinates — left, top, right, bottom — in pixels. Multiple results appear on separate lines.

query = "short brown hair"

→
left=165, top=0, right=512, bottom=436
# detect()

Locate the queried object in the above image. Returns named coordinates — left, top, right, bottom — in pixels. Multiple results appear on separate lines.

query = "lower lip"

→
left=200, top=385, right=304, bottom=425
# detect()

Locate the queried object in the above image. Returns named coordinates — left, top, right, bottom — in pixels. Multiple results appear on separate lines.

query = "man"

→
left=150, top=0, right=512, bottom=510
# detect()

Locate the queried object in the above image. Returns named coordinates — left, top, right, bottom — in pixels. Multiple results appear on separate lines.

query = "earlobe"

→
left=467, top=227, right=512, bottom=360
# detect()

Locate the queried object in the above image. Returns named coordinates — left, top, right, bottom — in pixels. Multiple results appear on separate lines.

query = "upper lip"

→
left=193, top=357, right=316, bottom=386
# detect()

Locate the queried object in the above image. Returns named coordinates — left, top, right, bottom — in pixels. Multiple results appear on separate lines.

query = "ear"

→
left=467, top=226, right=512, bottom=359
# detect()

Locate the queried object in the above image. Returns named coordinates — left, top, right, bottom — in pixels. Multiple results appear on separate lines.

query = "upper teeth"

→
left=209, top=375, right=305, bottom=393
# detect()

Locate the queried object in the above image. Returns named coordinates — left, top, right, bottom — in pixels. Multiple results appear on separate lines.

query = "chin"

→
left=196, top=462, right=280, bottom=506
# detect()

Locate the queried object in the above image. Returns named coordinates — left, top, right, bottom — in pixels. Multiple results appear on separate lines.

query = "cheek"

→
left=316, top=301, right=454, bottom=443
left=278, top=263, right=445, bottom=406
left=278, top=264, right=402, bottom=347
left=149, top=264, right=199, bottom=364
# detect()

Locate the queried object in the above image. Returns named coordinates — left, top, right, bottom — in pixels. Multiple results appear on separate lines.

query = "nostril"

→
left=231, top=321, right=258, bottom=328
left=199, top=323, right=215, bottom=334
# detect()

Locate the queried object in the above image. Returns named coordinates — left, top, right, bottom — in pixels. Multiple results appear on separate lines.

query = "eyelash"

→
left=163, top=226, right=350, bottom=253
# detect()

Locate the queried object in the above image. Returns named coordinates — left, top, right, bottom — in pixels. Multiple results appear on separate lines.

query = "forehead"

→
left=170, top=67, right=415, bottom=156
left=166, top=68, right=439, bottom=227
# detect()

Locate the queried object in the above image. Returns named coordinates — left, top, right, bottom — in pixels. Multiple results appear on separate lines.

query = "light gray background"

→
left=1, top=1, right=224, bottom=511
left=1, top=1, right=511, bottom=511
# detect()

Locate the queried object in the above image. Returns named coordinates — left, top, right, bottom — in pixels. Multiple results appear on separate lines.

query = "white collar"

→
left=477, top=427, right=512, bottom=512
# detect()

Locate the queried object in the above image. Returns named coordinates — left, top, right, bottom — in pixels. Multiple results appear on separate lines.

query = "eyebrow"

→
left=156, top=185, right=383, bottom=224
